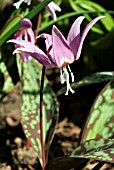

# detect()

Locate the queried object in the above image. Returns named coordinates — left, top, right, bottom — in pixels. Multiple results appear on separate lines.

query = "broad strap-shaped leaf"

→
left=71, top=138, right=114, bottom=163
left=46, top=138, right=114, bottom=170
left=45, top=157, right=87, bottom=170
left=57, top=72, right=114, bottom=95
left=0, top=61, right=14, bottom=99
left=80, top=80, right=114, bottom=143
left=17, top=57, right=59, bottom=167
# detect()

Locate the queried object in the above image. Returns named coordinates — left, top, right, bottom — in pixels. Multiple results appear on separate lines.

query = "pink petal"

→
left=38, top=33, right=56, bottom=64
left=67, top=16, right=85, bottom=56
left=7, top=39, right=54, bottom=67
left=46, top=2, right=61, bottom=20
left=18, top=53, right=32, bottom=62
left=8, top=39, right=38, bottom=51
left=27, top=28, right=35, bottom=44
left=39, top=33, right=52, bottom=51
left=52, top=25, right=74, bottom=67
left=76, top=16, right=105, bottom=60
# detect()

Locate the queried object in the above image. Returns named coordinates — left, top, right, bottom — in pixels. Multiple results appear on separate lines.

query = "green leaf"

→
left=0, top=0, right=52, bottom=46
left=71, top=138, right=114, bottom=163
left=45, top=157, right=87, bottom=170
left=80, top=80, right=114, bottom=142
left=46, top=138, right=114, bottom=169
left=90, top=29, right=114, bottom=49
left=17, top=58, right=59, bottom=167
left=57, top=72, right=114, bottom=96
left=0, top=61, right=14, bottom=99
left=75, top=0, right=114, bottom=32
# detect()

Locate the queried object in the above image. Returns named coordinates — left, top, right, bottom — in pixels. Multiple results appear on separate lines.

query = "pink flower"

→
left=8, top=16, right=105, bottom=95
left=13, top=0, right=61, bottom=20
left=13, top=0, right=31, bottom=9
left=38, top=0, right=61, bottom=20
left=13, top=18, right=35, bottom=62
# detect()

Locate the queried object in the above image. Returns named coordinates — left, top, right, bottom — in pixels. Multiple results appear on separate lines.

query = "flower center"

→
left=60, top=65, right=75, bottom=95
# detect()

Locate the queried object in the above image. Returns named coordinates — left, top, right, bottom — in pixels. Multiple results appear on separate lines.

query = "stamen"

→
left=60, top=69, right=66, bottom=84
left=68, top=65, right=74, bottom=82
left=60, top=66, right=75, bottom=95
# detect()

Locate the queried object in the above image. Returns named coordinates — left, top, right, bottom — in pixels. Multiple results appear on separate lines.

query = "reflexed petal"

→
left=38, top=33, right=52, bottom=51
left=19, top=53, right=32, bottom=62
left=52, top=25, right=74, bottom=67
left=76, top=16, right=105, bottom=60
left=67, top=16, right=85, bottom=55
left=7, top=40, right=54, bottom=67
left=38, top=33, right=55, bottom=63
left=7, top=39, right=37, bottom=51
left=46, top=2, right=61, bottom=20
left=27, top=29, right=35, bottom=43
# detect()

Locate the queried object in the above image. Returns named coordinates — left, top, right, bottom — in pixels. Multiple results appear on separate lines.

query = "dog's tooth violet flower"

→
left=38, top=0, right=61, bottom=20
left=13, top=0, right=31, bottom=9
left=13, top=18, right=35, bottom=62
left=14, top=0, right=61, bottom=20
left=7, top=16, right=105, bottom=95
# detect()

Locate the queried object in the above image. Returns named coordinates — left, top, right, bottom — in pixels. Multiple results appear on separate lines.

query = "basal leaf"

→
left=71, top=138, right=114, bottom=163
left=17, top=58, right=59, bottom=167
left=45, top=157, right=87, bottom=170
left=46, top=139, right=114, bottom=169
left=57, top=72, right=114, bottom=96
left=0, top=61, right=14, bottom=99
left=80, top=80, right=114, bottom=142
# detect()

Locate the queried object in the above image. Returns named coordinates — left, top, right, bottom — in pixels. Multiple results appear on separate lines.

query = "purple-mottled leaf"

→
left=0, top=61, right=14, bottom=99
left=17, top=57, right=59, bottom=167
left=80, top=80, right=114, bottom=143
left=46, top=138, right=114, bottom=170
left=45, top=157, right=86, bottom=170
left=71, top=138, right=114, bottom=163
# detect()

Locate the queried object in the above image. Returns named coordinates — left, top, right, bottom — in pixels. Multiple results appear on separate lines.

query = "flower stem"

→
left=35, top=12, right=46, bottom=170
left=40, top=66, right=46, bottom=170
left=36, top=12, right=42, bottom=37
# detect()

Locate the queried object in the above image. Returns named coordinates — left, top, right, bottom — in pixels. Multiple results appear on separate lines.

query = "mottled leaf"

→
left=71, top=138, right=114, bottom=163
left=17, top=58, right=59, bottom=167
left=0, top=61, right=14, bottom=99
left=45, top=157, right=87, bottom=170
left=46, top=138, right=114, bottom=169
left=80, top=80, right=114, bottom=142
left=57, top=72, right=114, bottom=96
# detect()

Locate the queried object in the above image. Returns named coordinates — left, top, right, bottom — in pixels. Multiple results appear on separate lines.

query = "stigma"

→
left=60, top=65, right=75, bottom=95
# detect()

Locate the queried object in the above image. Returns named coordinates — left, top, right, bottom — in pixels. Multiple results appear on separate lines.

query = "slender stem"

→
left=35, top=12, right=42, bottom=37
left=40, top=66, right=46, bottom=170
left=35, top=12, right=46, bottom=170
